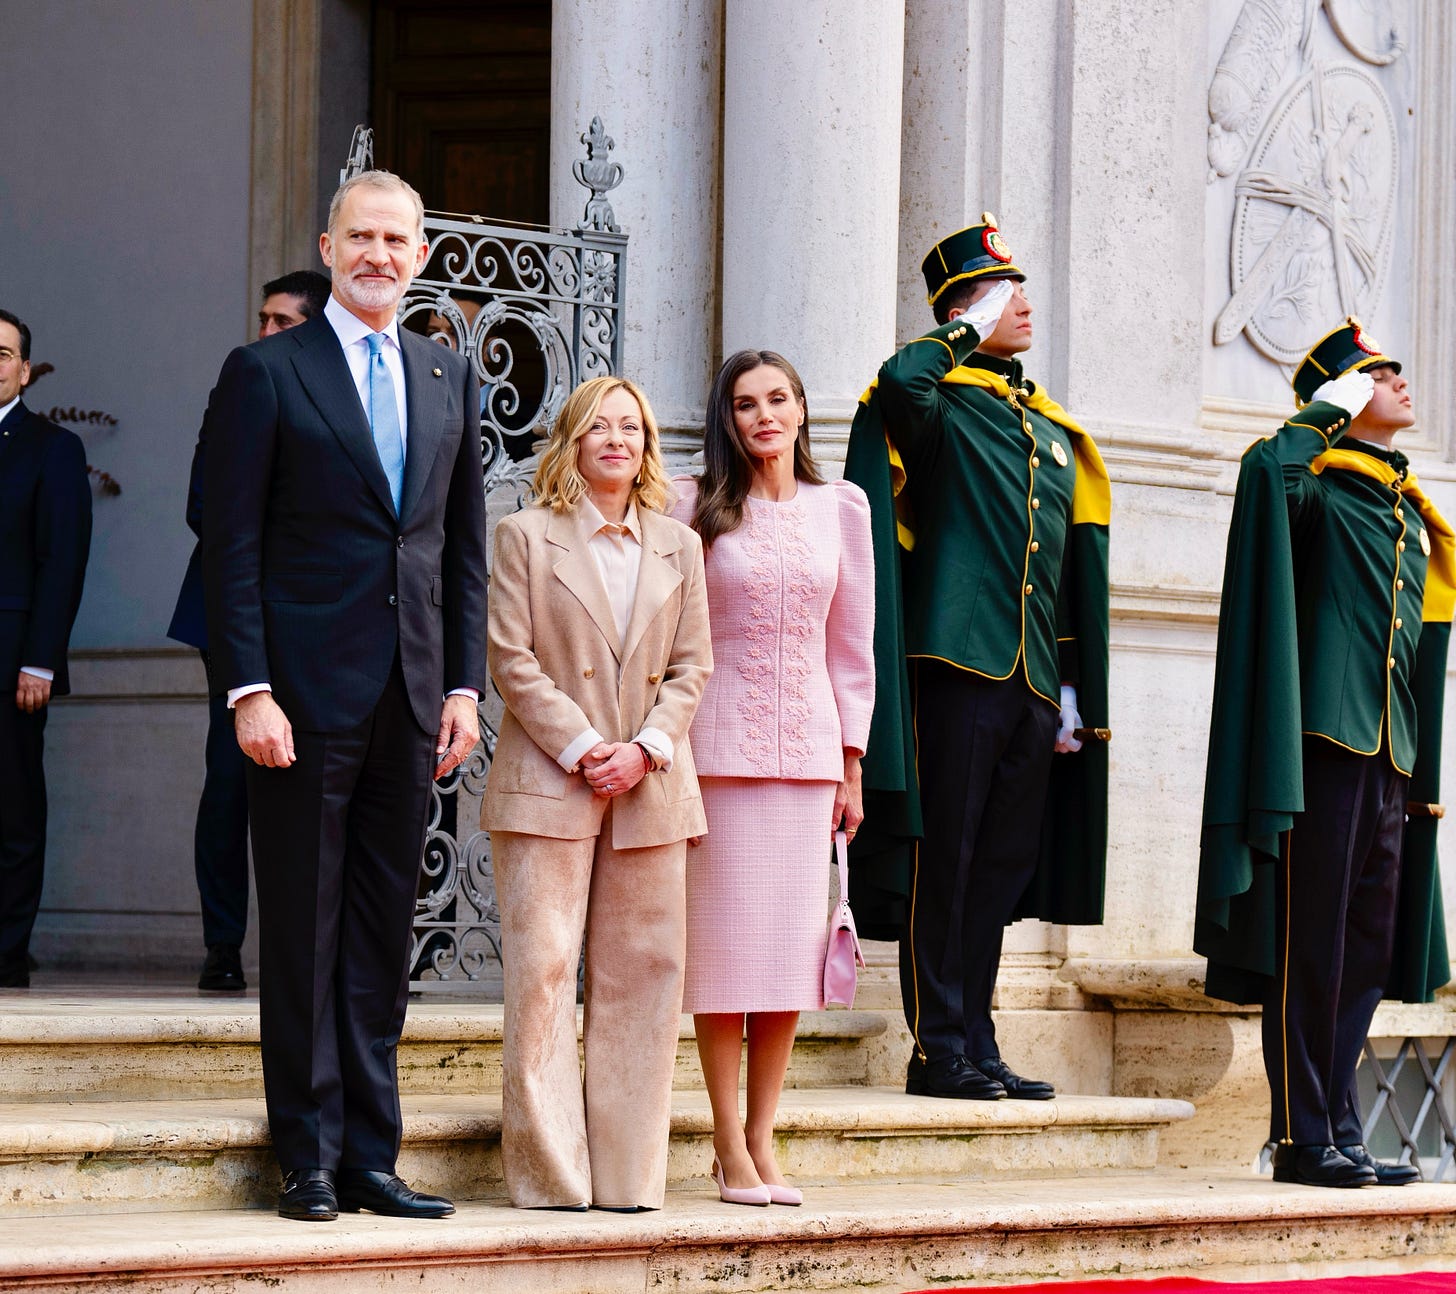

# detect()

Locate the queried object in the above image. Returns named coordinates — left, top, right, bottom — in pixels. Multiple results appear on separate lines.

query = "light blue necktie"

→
left=366, top=332, right=405, bottom=513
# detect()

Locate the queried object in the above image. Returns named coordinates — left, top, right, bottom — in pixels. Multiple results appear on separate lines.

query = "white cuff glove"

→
left=1310, top=369, right=1374, bottom=421
left=954, top=278, right=1015, bottom=344
left=1055, top=683, right=1083, bottom=754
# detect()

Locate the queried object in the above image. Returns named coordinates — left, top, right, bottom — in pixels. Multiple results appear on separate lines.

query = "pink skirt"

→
left=682, top=777, right=837, bottom=1014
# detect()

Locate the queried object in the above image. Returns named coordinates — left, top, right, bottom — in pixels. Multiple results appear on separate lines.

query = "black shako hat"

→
left=1293, top=315, right=1401, bottom=407
left=921, top=212, right=1026, bottom=307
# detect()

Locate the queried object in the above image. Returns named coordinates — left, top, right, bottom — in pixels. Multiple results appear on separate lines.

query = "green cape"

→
left=1196, top=435, right=1453, bottom=1004
left=843, top=369, right=1111, bottom=941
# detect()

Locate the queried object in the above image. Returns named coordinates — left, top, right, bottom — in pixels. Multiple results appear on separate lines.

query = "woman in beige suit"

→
left=482, top=375, right=712, bottom=1212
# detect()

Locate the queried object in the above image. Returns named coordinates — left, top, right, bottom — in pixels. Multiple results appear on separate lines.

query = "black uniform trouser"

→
left=0, top=698, right=47, bottom=976
left=195, top=651, right=251, bottom=949
left=247, top=657, right=434, bottom=1173
left=1263, top=736, right=1406, bottom=1147
left=900, top=661, right=1057, bottom=1061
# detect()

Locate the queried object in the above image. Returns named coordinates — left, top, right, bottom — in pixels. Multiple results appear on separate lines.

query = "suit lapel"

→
left=622, top=511, right=684, bottom=666
left=398, top=330, right=448, bottom=523
left=289, top=316, right=397, bottom=516
left=548, top=509, right=622, bottom=660
left=0, top=401, right=29, bottom=472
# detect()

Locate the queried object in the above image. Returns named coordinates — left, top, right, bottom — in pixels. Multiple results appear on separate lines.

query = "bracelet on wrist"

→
left=634, top=741, right=654, bottom=774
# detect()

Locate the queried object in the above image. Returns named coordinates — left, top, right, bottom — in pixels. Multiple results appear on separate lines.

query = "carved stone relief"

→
left=1209, top=0, right=1404, bottom=365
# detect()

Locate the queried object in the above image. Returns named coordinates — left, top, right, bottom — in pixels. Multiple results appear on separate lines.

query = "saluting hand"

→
left=1310, top=369, right=1375, bottom=421
left=955, top=278, right=1016, bottom=344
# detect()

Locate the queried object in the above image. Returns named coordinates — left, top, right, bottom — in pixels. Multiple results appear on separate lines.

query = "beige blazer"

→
left=482, top=503, right=712, bottom=848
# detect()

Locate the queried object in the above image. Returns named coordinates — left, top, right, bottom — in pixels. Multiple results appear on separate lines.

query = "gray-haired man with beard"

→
left=202, top=171, right=489, bottom=1221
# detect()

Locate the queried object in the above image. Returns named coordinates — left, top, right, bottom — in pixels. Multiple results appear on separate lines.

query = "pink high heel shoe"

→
left=764, top=1181, right=803, bottom=1206
left=712, top=1159, right=771, bottom=1206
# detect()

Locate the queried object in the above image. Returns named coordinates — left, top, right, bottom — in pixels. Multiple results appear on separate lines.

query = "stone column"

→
left=720, top=0, right=905, bottom=468
left=549, top=0, right=723, bottom=462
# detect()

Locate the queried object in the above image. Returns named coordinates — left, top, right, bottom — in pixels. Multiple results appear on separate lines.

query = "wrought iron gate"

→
left=340, top=120, right=628, bottom=993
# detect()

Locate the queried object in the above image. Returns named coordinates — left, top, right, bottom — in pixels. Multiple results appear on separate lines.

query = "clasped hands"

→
left=581, top=741, right=649, bottom=798
left=234, top=691, right=480, bottom=780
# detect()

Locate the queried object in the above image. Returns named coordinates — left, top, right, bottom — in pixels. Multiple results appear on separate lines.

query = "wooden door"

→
left=370, top=0, right=551, bottom=223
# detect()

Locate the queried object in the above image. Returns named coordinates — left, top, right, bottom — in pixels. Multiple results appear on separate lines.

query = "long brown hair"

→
left=691, top=350, right=824, bottom=548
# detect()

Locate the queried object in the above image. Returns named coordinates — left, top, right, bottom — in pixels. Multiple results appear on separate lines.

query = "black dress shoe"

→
left=0, top=964, right=29, bottom=989
left=974, top=1056, right=1056, bottom=1101
left=338, top=1169, right=455, bottom=1218
left=906, top=1053, right=1005, bottom=1100
left=1270, top=1143, right=1376, bottom=1187
left=1338, top=1142, right=1422, bottom=1185
left=198, top=944, right=246, bottom=991
left=279, top=1168, right=338, bottom=1220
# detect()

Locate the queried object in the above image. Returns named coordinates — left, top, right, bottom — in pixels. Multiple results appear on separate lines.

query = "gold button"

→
left=1397, top=509, right=1405, bottom=520
left=1389, top=657, right=1396, bottom=669
left=1030, top=541, right=1040, bottom=553
left=648, top=673, right=661, bottom=684
left=1398, top=541, right=1406, bottom=552
left=1031, top=456, right=1041, bottom=468
left=1024, top=583, right=1034, bottom=595
left=583, top=666, right=595, bottom=679
left=1397, top=579, right=1405, bottom=590
left=1395, top=618, right=1404, bottom=629
left=1031, top=498, right=1040, bottom=510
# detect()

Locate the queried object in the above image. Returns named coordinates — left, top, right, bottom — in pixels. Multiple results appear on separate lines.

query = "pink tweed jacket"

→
left=670, top=477, right=874, bottom=782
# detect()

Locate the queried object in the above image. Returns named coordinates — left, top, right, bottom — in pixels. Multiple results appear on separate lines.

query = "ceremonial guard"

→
left=845, top=216, right=1110, bottom=1101
left=1197, top=319, right=1453, bottom=1187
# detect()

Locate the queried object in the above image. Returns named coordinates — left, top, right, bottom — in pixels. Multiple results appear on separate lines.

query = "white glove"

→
left=954, top=278, right=1015, bottom=343
left=1055, top=684, right=1082, bottom=754
left=1310, top=369, right=1374, bottom=421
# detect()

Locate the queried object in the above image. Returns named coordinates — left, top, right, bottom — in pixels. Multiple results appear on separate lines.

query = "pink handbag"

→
left=823, top=830, right=866, bottom=1006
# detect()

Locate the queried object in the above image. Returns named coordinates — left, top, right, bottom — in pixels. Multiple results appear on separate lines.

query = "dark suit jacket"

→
left=165, top=408, right=209, bottom=650
left=201, top=313, right=489, bottom=734
left=0, top=401, right=92, bottom=695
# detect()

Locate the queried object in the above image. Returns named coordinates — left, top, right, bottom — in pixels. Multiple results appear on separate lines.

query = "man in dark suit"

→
left=169, top=270, right=329, bottom=993
left=0, top=308, right=92, bottom=989
left=202, top=172, right=489, bottom=1221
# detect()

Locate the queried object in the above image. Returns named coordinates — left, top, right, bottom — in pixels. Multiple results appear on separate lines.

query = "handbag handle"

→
left=834, top=829, right=849, bottom=904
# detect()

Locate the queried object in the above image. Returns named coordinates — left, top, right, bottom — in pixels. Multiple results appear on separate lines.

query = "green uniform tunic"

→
left=1197, top=403, right=1455, bottom=1003
left=844, top=315, right=1111, bottom=939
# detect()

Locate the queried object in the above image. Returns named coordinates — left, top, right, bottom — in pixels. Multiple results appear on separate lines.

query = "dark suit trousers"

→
left=195, top=652, right=250, bottom=948
left=247, top=658, right=434, bottom=1172
left=900, top=662, right=1056, bottom=1062
left=0, top=696, right=47, bottom=973
left=1263, top=736, right=1406, bottom=1147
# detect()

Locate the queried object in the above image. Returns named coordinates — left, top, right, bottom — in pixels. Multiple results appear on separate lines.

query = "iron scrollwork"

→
left=391, top=121, right=627, bottom=992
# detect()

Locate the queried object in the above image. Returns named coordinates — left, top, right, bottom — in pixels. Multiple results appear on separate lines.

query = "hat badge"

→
left=1347, top=314, right=1382, bottom=356
left=980, top=212, right=1012, bottom=263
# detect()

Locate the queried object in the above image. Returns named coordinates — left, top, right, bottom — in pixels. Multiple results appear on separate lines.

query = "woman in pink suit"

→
left=483, top=375, right=712, bottom=1211
left=671, top=350, right=874, bottom=1206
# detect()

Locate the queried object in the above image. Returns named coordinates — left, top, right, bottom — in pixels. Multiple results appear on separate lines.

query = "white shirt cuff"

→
left=632, top=727, right=674, bottom=773
left=20, top=666, right=54, bottom=682
left=558, top=727, right=606, bottom=773
left=446, top=687, right=479, bottom=702
left=227, top=683, right=272, bottom=709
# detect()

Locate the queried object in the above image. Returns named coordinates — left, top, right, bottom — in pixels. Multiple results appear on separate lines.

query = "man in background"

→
left=0, top=308, right=92, bottom=989
left=169, top=270, right=329, bottom=992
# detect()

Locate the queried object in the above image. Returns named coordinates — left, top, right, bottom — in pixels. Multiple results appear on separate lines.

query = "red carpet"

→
left=909, top=1275, right=1456, bottom=1292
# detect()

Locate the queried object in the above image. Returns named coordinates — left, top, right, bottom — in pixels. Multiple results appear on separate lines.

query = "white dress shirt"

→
left=555, top=498, right=674, bottom=774
left=228, top=297, right=477, bottom=709
left=3, top=394, right=54, bottom=683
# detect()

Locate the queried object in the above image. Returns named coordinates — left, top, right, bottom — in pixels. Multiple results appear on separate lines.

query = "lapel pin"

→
left=432, top=367, right=443, bottom=377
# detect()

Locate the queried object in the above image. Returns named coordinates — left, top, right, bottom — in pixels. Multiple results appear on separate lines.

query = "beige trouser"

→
left=493, top=824, right=687, bottom=1209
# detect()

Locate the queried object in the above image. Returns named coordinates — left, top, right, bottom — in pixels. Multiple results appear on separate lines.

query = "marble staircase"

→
left=1, top=985, right=1454, bottom=1292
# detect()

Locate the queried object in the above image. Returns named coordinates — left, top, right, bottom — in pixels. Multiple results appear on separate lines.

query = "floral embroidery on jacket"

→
left=736, top=498, right=820, bottom=776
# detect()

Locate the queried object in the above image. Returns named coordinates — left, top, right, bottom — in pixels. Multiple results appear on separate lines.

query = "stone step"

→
left=0, top=997, right=884, bottom=1100
left=0, top=1088, right=1191, bottom=1215
left=2, top=1172, right=1454, bottom=1292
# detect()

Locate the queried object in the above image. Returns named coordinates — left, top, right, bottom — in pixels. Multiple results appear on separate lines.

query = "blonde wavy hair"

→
left=531, top=376, right=670, bottom=513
